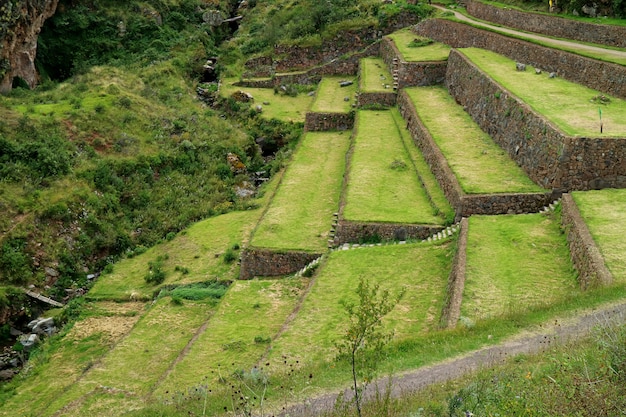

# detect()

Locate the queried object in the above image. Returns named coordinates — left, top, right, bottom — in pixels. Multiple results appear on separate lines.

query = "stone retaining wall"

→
left=380, top=37, right=447, bottom=89
left=398, top=89, right=558, bottom=217
left=444, top=49, right=626, bottom=191
left=333, top=221, right=444, bottom=245
left=305, top=112, right=355, bottom=131
left=239, top=248, right=322, bottom=280
left=560, top=194, right=613, bottom=289
left=440, top=217, right=468, bottom=328
left=357, top=91, right=397, bottom=108
left=466, top=0, right=626, bottom=49
left=415, top=18, right=626, bottom=100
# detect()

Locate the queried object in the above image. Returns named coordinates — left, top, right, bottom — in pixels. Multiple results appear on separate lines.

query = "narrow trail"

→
left=279, top=300, right=626, bottom=416
left=432, top=5, right=626, bottom=62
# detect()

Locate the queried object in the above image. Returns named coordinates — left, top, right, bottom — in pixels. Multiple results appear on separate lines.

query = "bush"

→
left=0, top=238, right=32, bottom=284
left=144, top=256, right=167, bottom=285
left=223, top=247, right=238, bottom=264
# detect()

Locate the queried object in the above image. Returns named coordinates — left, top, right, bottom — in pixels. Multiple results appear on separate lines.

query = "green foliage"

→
left=144, top=255, right=167, bottom=285
left=0, top=238, right=32, bottom=284
left=222, top=247, right=238, bottom=264
left=165, top=281, right=230, bottom=301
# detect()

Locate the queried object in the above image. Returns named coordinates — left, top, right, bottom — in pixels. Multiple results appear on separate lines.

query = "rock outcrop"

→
left=0, top=0, right=59, bottom=93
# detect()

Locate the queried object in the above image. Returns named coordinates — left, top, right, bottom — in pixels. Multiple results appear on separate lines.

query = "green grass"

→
left=344, top=110, right=442, bottom=224
left=462, top=213, right=578, bottom=322
left=391, top=108, right=455, bottom=223
left=310, top=76, right=357, bottom=113
left=359, top=57, right=394, bottom=92
left=572, top=189, right=626, bottom=283
left=251, top=131, right=351, bottom=251
left=460, top=48, right=626, bottom=137
left=220, top=78, right=314, bottom=122
left=406, top=86, right=545, bottom=194
left=386, top=28, right=451, bottom=62
left=155, top=278, right=306, bottom=397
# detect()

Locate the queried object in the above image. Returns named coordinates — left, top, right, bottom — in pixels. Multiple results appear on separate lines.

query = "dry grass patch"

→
left=359, top=57, right=394, bottom=92
left=310, top=76, right=357, bottom=113
left=386, top=28, right=450, bottom=62
left=572, top=189, right=626, bottom=282
left=461, top=48, right=626, bottom=137
left=462, top=214, right=578, bottom=322
left=406, top=86, right=544, bottom=194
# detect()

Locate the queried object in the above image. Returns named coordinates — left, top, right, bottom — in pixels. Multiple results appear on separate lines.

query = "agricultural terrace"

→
left=406, top=86, right=545, bottom=194
left=392, top=108, right=455, bottom=223
left=359, top=57, right=394, bottom=92
left=156, top=278, right=306, bottom=397
left=462, top=214, right=578, bottom=322
left=310, top=76, right=357, bottom=113
left=252, top=131, right=351, bottom=251
left=386, top=28, right=450, bottom=62
left=88, top=209, right=262, bottom=300
left=460, top=48, right=626, bottom=137
left=220, top=77, right=314, bottom=122
left=572, top=189, right=626, bottom=283
left=269, top=242, right=453, bottom=365
left=343, top=110, right=443, bottom=225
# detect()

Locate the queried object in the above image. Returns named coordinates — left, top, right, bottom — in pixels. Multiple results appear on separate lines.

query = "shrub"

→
left=144, top=256, right=167, bottom=285
left=223, top=247, right=238, bottom=264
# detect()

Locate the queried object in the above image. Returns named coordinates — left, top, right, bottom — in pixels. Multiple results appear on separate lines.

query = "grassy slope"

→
left=573, top=189, right=626, bottom=282
left=461, top=47, right=626, bottom=137
left=359, top=57, right=393, bottom=92
left=310, top=76, right=357, bottom=113
left=343, top=110, right=441, bottom=224
left=406, top=85, right=544, bottom=194
left=462, top=213, right=578, bottom=321
left=386, top=28, right=451, bottom=62
left=251, top=131, right=350, bottom=251
left=219, top=78, right=314, bottom=122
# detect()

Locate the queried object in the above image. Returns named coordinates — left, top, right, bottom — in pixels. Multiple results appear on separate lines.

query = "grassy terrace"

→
left=406, top=85, right=544, bottom=194
left=310, top=76, right=357, bottom=113
left=359, top=57, right=393, bottom=92
left=251, top=131, right=350, bottom=251
left=386, top=28, right=451, bottom=62
left=460, top=48, right=626, bottom=137
left=269, top=242, right=453, bottom=365
left=220, top=78, right=314, bottom=122
left=462, top=213, right=578, bottom=322
left=573, top=189, right=626, bottom=283
left=343, top=110, right=442, bottom=224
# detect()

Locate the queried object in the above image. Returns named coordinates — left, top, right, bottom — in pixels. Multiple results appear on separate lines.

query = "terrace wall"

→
left=560, top=194, right=613, bottom=289
left=239, top=248, right=322, bottom=280
left=443, top=49, right=626, bottom=191
left=357, top=91, right=397, bottom=108
left=466, top=0, right=626, bottom=49
left=305, top=112, right=355, bottom=131
left=397, top=89, right=559, bottom=217
left=441, top=217, right=468, bottom=328
left=415, top=18, right=626, bottom=100
left=333, top=221, right=444, bottom=245
left=380, top=37, right=447, bottom=88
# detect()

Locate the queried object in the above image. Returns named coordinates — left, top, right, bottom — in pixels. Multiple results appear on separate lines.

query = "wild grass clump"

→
left=159, top=281, right=230, bottom=302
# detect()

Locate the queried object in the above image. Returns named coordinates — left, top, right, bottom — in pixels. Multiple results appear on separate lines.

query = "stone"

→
left=515, top=62, right=526, bottom=71
left=549, top=72, right=557, bottom=78
left=255, top=105, right=263, bottom=113
left=343, top=96, right=350, bottom=102
left=339, top=80, right=353, bottom=87
left=19, top=334, right=39, bottom=352
left=0, top=369, right=15, bottom=381
left=535, top=68, right=542, bottom=75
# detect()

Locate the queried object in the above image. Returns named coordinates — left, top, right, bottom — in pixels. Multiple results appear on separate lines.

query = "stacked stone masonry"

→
left=415, top=19, right=626, bottom=101
left=466, top=0, right=626, bottom=49
left=440, top=217, right=469, bottom=328
left=380, top=37, right=447, bottom=89
left=239, top=248, right=322, bottom=280
left=560, top=194, right=613, bottom=289
left=357, top=91, right=397, bottom=108
left=305, top=112, right=355, bottom=131
left=333, top=221, right=444, bottom=245
left=442, top=49, right=626, bottom=191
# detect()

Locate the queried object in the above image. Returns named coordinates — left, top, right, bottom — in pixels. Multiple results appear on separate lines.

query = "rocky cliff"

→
left=0, top=0, right=59, bottom=93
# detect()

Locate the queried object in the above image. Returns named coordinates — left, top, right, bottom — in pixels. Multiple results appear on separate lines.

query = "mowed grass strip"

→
left=462, top=214, right=578, bottom=322
left=391, top=108, right=455, bottom=223
left=460, top=48, right=626, bottom=137
left=572, top=189, right=626, bottom=283
left=386, top=28, right=450, bottom=62
left=156, top=279, right=306, bottom=397
left=310, top=76, right=357, bottom=113
left=269, top=243, right=453, bottom=365
left=359, top=57, right=394, bottom=92
left=220, top=78, right=313, bottom=122
left=406, top=86, right=544, bottom=194
left=343, top=110, right=442, bottom=224
left=252, top=131, right=350, bottom=251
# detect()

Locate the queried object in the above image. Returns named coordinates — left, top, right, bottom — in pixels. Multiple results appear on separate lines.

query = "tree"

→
left=336, top=277, right=404, bottom=417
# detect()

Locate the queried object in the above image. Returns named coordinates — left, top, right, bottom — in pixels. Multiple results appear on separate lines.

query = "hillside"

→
left=1, top=0, right=626, bottom=416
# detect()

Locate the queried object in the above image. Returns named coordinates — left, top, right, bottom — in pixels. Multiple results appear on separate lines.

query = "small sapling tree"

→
left=336, top=277, right=403, bottom=417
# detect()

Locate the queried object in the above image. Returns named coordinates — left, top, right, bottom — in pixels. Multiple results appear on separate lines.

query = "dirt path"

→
left=279, top=300, right=626, bottom=416
left=432, top=5, right=626, bottom=62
